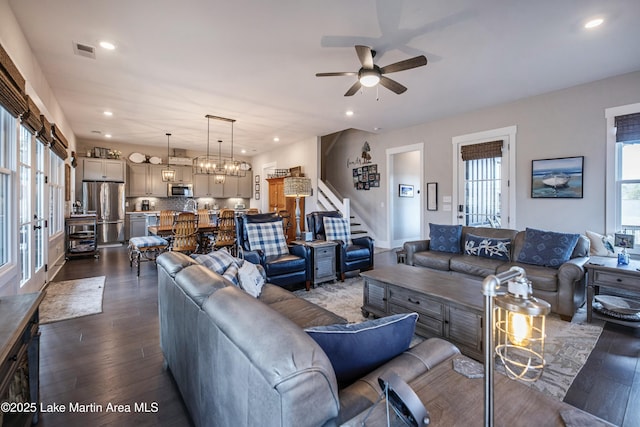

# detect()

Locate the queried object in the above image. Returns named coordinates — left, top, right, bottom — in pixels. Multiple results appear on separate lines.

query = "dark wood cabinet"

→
left=0, top=292, right=44, bottom=427
left=266, top=177, right=305, bottom=243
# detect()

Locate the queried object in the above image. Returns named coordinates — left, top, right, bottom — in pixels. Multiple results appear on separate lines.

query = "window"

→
left=49, top=153, right=64, bottom=236
left=606, top=104, right=640, bottom=253
left=0, top=107, right=16, bottom=270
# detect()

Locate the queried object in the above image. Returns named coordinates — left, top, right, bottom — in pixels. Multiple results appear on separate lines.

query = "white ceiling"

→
left=8, top=0, right=640, bottom=157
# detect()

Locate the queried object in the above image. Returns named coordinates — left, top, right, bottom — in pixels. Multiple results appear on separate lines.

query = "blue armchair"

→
left=306, top=211, right=374, bottom=281
left=236, top=213, right=311, bottom=291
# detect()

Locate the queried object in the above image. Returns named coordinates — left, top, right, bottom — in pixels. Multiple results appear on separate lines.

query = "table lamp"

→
left=481, top=266, right=551, bottom=427
left=283, top=177, right=312, bottom=239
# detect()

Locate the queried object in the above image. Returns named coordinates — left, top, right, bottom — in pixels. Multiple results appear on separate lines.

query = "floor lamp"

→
left=283, top=177, right=311, bottom=240
left=481, top=266, right=550, bottom=427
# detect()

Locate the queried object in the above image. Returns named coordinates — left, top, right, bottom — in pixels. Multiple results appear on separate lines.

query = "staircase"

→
left=317, top=180, right=371, bottom=240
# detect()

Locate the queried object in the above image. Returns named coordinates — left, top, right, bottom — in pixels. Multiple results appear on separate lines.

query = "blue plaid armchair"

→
left=236, top=213, right=311, bottom=291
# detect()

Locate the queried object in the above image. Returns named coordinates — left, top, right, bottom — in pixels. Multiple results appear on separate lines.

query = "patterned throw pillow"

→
left=245, top=220, right=289, bottom=257
left=222, top=263, right=240, bottom=286
left=464, top=234, right=511, bottom=261
left=323, top=217, right=352, bottom=245
left=192, top=248, right=238, bottom=274
left=516, top=227, right=580, bottom=268
left=429, top=223, right=462, bottom=254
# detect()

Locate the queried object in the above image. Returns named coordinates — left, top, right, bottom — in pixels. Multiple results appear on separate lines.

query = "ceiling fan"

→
left=316, top=45, right=427, bottom=96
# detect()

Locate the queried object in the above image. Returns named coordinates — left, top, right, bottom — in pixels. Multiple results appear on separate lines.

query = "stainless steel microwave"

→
left=167, top=183, right=193, bottom=197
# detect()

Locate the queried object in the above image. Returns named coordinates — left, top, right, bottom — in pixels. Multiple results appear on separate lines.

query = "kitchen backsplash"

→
left=126, top=196, right=250, bottom=212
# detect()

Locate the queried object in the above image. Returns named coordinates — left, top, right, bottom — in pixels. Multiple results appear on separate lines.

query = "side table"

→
left=291, top=240, right=338, bottom=289
left=585, top=256, right=640, bottom=326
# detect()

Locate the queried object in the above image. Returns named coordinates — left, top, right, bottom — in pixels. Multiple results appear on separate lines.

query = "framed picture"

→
left=255, top=183, right=260, bottom=191
left=614, top=233, right=635, bottom=249
left=399, top=184, right=414, bottom=198
left=531, top=156, right=584, bottom=198
left=255, top=175, right=260, bottom=183
left=255, top=191, right=260, bottom=200
left=427, top=182, right=437, bottom=211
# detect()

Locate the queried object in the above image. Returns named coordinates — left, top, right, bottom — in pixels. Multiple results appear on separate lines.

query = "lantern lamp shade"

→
left=162, top=167, right=175, bottom=182
left=284, top=177, right=311, bottom=197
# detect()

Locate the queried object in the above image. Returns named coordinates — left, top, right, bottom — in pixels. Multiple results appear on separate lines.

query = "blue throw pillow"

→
left=429, top=223, right=462, bottom=254
left=192, top=249, right=238, bottom=274
left=305, top=313, right=418, bottom=385
left=245, top=220, right=289, bottom=257
left=464, top=233, right=511, bottom=261
left=516, top=228, right=580, bottom=268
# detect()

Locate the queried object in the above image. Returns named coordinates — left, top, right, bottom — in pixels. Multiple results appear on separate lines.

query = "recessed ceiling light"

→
left=346, top=110, right=354, bottom=116
left=584, top=18, right=604, bottom=29
left=240, top=149, right=246, bottom=154
left=99, top=41, right=116, bottom=50
left=273, top=137, right=280, bottom=142
left=103, top=111, right=113, bottom=116
left=104, top=134, right=112, bottom=138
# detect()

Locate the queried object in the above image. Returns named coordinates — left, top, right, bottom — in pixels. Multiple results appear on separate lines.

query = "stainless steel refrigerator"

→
left=82, top=181, right=125, bottom=245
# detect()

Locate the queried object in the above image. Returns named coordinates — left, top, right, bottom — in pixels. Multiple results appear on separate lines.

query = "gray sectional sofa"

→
left=403, top=226, right=590, bottom=320
left=156, top=251, right=460, bottom=427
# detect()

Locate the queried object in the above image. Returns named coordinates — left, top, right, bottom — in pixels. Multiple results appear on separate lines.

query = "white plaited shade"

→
left=284, top=177, right=311, bottom=197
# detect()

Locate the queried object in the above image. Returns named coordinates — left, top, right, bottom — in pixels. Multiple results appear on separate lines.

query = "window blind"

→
left=51, top=124, right=69, bottom=159
left=21, top=95, right=44, bottom=137
left=460, top=140, right=503, bottom=161
left=38, top=114, right=52, bottom=144
left=615, top=112, right=640, bottom=143
left=0, top=43, right=27, bottom=117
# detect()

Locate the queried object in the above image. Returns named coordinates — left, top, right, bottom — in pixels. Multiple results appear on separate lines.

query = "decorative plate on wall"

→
left=149, top=156, right=162, bottom=164
left=129, top=152, right=146, bottom=163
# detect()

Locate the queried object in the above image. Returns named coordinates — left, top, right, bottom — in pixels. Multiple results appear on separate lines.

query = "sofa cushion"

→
left=305, top=313, right=418, bottom=385
left=516, top=228, right=580, bottom=268
left=429, top=223, right=462, bottom=254
left=414, top=250, right=452, bottom=270
left=450, top=254, right=503, bottom=277
left=464, top=233, right=511, bottom=261
left=245, top=220, right=289, bottom=257
left=498, top=262, right=559, bottom=292
left=585, top=230, right=616, bottom=257
left=323, top=216, right=352, bottom=245
left=192, top=249, right=238, bottom=275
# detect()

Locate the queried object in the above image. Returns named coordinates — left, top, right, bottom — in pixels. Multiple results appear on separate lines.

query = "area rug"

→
left=39, top=276, right=105, bottom=324
left=294, top=277, right=603, bottom=400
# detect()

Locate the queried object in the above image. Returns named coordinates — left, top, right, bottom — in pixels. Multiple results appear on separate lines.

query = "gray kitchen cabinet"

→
left=83, top=158, right=126, bottom=182
left=127, top=164, right=166, bottom=197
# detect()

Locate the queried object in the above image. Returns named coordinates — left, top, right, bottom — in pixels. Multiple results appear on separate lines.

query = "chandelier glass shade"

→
left=192, top=114, right=249, bottom=179
left=161, top=133, right=176, bottom=182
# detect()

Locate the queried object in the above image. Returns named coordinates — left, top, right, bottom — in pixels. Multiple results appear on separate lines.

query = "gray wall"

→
left=320, top=70, right=640, bottom=245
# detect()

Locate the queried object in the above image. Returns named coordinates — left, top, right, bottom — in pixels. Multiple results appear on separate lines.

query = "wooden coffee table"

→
left=361, top=265, right=485, bottom=361
left=342, top=356, right=613, bottom=426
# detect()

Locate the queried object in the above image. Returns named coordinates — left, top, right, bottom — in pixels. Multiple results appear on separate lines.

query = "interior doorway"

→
left=387, top=143, right=423, bottom=248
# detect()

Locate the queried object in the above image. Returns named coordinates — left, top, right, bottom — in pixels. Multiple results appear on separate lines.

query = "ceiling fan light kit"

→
left=316, top=45, right=427, bottom=96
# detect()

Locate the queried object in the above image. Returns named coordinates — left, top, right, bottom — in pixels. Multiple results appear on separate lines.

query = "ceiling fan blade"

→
left=380, top=55, right=427, bottom=74
left=316, top=72, right=358, bottom=77
left=379, top=76, right=407, bottom=94
left=355, top=45, right=374, bottom=69
left=344, top=81, right=362, bottom=96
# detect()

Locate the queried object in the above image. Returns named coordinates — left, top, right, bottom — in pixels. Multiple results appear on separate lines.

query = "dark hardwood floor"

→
left=36, top=246, right=639, bottom=426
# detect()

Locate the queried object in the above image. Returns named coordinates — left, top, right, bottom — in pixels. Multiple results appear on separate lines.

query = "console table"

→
left=361, top=265, right=484, bottom=361
left=0, top=292, right=44, bottom=426
left=342, top=355, right=613, bottom=426
left=585, top=256, right=640, bottom=326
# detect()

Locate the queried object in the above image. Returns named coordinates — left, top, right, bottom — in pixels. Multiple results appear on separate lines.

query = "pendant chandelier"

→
left=192, top=114, right=250, bottom=179
left=161, top=133, right=176, bottom=182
